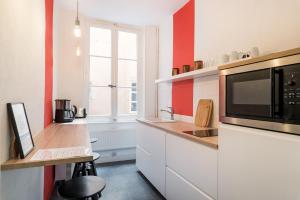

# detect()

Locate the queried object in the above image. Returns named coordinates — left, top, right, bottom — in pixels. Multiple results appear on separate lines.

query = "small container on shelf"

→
left=183, top=65, right=191, bottom=73
left=172, top=68, right=180, bottom=76
left=194, top=60, right=203, bottom=70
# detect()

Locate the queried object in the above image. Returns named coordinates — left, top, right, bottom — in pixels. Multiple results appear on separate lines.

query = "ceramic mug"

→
left=183, top=65, right=190, bottom=73
left=194, top=60, right=203, bottom=70
left=229, top=51, right=238, bottom=62
left=172, top=68, right=180, bottom=76
left=220, top=54, right=230, bottom=64
left=250, top=47, right=259, bottom=57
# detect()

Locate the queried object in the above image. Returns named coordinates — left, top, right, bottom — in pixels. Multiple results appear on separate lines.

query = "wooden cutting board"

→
left=194, top=99, right=213, bottom=127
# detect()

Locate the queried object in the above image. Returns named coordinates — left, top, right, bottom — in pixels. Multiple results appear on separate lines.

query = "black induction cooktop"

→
left=182, top=129, right=218, bottom=138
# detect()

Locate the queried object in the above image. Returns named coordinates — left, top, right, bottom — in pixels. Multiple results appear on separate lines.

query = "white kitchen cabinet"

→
left=136, top=123, right=166, bottom=197
left=219, top=124, right=300, bottom=200
left=166, top=133, right=218, bottom=199
left=166, top=167, right=214, bottom=200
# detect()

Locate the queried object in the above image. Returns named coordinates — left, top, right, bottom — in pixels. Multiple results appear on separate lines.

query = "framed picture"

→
left=7, top=103, right=34, bottom=158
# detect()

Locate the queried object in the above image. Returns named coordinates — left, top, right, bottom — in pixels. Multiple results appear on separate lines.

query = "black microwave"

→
left=220, top=54, right=300, bottom=135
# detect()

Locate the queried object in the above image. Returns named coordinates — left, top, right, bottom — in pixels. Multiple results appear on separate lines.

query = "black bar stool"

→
left=58, top=176, right=105, bottom=200
left=72, top=137, right=101, bottom=178
left=72, top=152, right=101, bottom=178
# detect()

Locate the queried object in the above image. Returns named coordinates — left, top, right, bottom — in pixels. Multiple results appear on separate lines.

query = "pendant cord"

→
left=76, top=0, right=79, bottom=21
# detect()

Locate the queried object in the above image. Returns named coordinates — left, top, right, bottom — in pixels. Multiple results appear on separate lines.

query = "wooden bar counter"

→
left=1, top=123, right=92, bottom=171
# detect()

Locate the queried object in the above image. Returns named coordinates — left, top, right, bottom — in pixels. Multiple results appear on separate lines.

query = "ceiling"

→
left=55, top=0, right=189, bottom=26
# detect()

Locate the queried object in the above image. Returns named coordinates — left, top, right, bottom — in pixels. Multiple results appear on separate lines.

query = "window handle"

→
left=108, top=84, right=117, bottom=88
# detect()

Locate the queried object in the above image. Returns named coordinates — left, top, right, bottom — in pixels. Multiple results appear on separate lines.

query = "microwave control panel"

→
left=282, top=63, right=300, bottom=120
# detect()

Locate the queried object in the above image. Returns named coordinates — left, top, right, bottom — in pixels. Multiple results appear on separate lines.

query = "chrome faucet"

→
left=160, top=107, right=174, bottom=120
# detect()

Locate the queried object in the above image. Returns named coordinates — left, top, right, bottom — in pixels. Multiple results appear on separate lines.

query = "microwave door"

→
left=226, top=68, right=273, bottom=119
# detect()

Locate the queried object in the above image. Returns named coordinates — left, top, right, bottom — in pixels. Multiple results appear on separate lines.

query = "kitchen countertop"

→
left=137, top=118, right=218, bottom=149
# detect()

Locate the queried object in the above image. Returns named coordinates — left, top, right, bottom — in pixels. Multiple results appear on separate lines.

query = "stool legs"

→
left=91, top=161, right=98, bottom=176
left=72, top=163, right=79, bottom=178
left=73, top=161, right=98, bottom=178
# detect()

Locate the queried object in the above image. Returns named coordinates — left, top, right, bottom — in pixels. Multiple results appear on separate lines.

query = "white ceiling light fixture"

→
left=74, top=0, right=81, bottom=38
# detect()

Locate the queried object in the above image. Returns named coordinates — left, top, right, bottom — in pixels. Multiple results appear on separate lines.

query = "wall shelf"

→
left=155, top=66, right=219, bottom=84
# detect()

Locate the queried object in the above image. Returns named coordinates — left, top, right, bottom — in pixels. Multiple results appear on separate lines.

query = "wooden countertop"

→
left=218, top=47, right=300, bottom=70
left=1, top=123, right=92, bottom=171
left=137, top=119, right=218, bottom=149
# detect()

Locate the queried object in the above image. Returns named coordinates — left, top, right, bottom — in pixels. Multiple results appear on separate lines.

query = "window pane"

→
left=131, top=93, right=137, bottom=101
left=131, top=83, right=136, bottom=91
left=131, top=103, right=137, bottom=112
left=118, top=31, right=137, bottom=60
left=89, top=57, right=111, bottom=86
left=90, top=27, right=111, bottom=57
left=117, top=88, right=137, bottom=115
left=118, top=60, right=137, bottom=87
left=89, top=87, right=111, bottom=116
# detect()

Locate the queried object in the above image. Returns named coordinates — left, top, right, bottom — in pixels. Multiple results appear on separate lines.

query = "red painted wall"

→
left=45, top=0, right=53, bottom=127
left=44, top=0, right=54, bottom=199
left=172, top=0, right=194, bottom=116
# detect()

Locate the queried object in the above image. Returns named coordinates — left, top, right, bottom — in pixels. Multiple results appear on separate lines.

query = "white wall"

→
left=0, top=0, right=45, bottom=199
left=194, top=75, right=219, bottom=127
left=192, top=0, right=300, bottom=127
left=195, top=0, right=300, bottom=61
left=54, top=8, right=87, bottom=108
left=158, top=16, right=173, bottom=119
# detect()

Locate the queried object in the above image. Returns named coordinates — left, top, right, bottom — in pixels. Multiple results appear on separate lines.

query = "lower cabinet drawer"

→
left=136, top=145, right=151, bottom=179
left=166, top=133, right=218, bottom=199
left=166, top=167, right=214, bottom=200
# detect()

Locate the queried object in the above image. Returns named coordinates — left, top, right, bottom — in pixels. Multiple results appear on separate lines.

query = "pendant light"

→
left=74, top=0, right=81, bottom=38
left=76, top=46, right=81, bottom=56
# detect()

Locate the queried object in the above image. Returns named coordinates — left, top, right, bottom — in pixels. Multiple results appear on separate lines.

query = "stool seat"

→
left=90, top=138, right=98, bottom=143
left=93, top=152, right=101, bottom=161
left=58, top=176, right=105, bottom=199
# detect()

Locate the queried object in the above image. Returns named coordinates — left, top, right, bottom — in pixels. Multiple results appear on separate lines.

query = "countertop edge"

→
left=1, top=155, right=93, bottom=171
left=137, top=119, right=218, bottom=149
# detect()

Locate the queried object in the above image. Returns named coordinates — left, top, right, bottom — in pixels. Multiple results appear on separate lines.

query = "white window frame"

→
left=85, top=20, right=141, bottom=122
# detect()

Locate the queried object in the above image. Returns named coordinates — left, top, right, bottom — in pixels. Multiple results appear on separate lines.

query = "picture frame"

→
left=7, top=103, right=34, bottom=158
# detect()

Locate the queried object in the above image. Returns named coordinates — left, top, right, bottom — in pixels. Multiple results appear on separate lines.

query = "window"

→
left=88, top=24, right=139, bottom=120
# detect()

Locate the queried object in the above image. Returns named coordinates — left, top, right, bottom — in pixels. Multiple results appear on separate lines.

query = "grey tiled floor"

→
left=97, top=161, right=165, bottom=200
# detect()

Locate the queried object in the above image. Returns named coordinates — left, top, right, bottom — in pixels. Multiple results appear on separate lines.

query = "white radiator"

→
left=88, top=122, right=137, bottom=163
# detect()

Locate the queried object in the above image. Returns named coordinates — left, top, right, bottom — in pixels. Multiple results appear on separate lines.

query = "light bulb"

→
left=74, top=25, right=81, bottom=38
left=76, top=46, right=81, bottom=56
